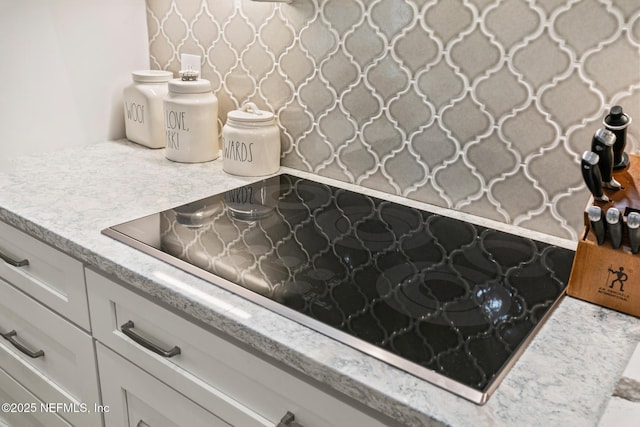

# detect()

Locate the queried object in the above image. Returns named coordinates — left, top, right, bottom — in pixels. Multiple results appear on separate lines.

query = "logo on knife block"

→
left=608, top=266, right=628, bottom=292
left=596, top=265, right=631, bottom=302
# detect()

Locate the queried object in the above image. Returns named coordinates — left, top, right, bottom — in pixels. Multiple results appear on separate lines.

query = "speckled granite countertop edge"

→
left=0, top=140, right=638, bottom=427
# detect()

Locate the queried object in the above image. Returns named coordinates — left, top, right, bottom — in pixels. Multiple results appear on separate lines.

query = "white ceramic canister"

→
left=222, top=103, right=281, bottom=176
left=164, top=71, right=219, bottom=163
left=123, top=70, right=173, bottom=148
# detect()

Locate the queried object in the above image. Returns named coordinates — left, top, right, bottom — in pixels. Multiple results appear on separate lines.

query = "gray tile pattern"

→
left=146, top=0, right=640, bottom=240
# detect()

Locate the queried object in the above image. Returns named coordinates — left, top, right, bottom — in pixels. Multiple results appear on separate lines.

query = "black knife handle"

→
left=604, top=105, right=631, bottom=168
left=588, top=206, right=606, bottom=245
left=605, top=208, right=622, bottom=249
left=581, top=151, right=608, bottom=202
left=591, top=128, right=616, bottom=183
left=627, top=212, right=640, bottom=254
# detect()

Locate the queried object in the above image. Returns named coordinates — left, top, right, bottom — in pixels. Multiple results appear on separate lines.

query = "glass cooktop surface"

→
left=103, top=174, right=574, bottom=404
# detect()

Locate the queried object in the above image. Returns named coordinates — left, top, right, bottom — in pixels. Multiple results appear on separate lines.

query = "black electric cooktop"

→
left=103, top=174, right=574, bottom=404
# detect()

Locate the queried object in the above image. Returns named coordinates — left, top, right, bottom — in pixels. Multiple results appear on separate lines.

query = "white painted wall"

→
left=0, top=0, right=149, bottom=170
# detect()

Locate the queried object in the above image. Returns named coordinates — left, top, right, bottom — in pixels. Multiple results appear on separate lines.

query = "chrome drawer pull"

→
left=0, top=249, right=29, bottom=267
left=278, top=411, right=304, bottom=427
left=136, top=421, right=150, bottom=427
left=120, top=320, right=181, bottom=358
left=1, top=330, right=44, bottom=358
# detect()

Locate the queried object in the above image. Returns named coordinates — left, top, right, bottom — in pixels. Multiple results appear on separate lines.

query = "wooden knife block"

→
left=567, top=154, right=640, bottom=318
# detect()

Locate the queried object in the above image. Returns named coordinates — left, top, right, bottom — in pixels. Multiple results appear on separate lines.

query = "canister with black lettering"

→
left=222, top=103, right=280, bottom=176
left=164, top=70, right=219, bottom=163
left=123, top=70, right=173, bottom=148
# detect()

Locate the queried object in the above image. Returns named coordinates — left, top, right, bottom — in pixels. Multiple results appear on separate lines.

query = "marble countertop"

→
left=1, top=140, right=639, bottom=427
left=600, top=341, right=640, bottom=426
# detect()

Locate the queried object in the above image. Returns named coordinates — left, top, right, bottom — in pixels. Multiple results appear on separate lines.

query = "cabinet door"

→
left=97, top=343, right=231, bottom=427
left=0, top=221, right=89, bottom=330
left=0, top=278, right=101, bottom=426
left=87, top=268, right=394, bottom=427
left=0, top=367, right=71, bottom=427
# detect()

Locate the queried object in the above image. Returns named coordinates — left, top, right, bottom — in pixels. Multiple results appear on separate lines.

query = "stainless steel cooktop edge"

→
left=101, top=226, right=491, bottom=403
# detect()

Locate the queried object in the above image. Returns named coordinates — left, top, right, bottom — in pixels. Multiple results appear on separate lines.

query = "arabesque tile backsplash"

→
left=146, top=0, right=640, bottom=240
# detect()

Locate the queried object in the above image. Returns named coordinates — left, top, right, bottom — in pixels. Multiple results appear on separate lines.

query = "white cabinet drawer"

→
left=87, top=269, right=391, bottom=427
left=97, top=343, right=230, bottom=427
left=0, top=278, right=101, bottom=426
left=0, top=221, right=89, bottom=330
left=0, top=367, right=71, bottom=427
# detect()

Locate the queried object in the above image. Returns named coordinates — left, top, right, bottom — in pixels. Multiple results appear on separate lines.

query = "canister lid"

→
left=131, top=70, right=173, bottom=83
left=168, top=78, right=212, bottom=94
left=227, top=103, right=275, bottom=124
